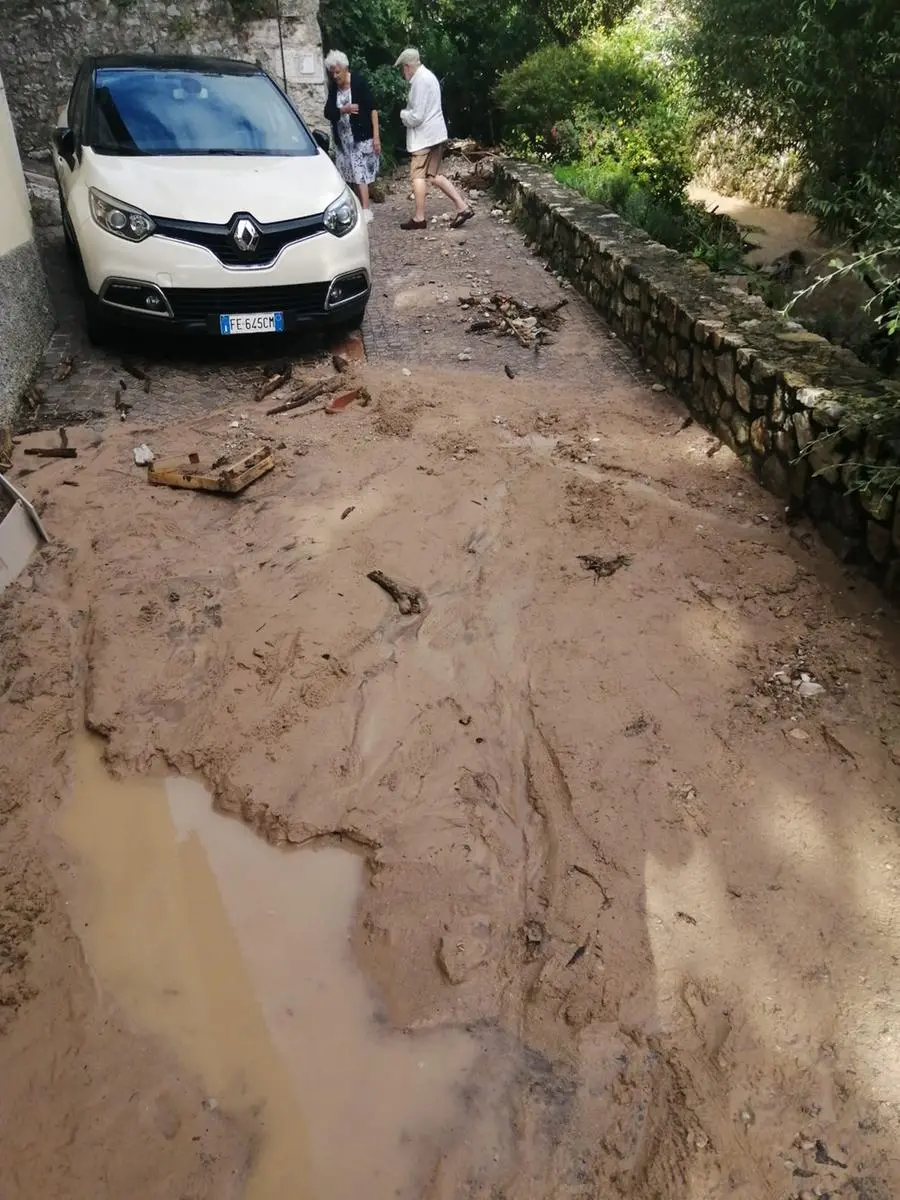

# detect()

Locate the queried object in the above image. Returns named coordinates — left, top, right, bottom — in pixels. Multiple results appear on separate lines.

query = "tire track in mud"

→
left=254, top=491, right=615, bottom=1193
left=68, top=425, right=773, bottom=1197
left=189, top=458, right=701, bottom=1194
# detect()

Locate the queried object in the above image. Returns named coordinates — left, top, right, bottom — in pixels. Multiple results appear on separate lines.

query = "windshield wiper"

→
left=91, top=143, right=145, bottom=155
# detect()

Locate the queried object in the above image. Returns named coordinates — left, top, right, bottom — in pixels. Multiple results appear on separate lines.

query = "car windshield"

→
left=88, top=67, right=317, bottom=156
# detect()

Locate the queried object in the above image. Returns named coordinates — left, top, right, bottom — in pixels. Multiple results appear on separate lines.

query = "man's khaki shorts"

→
left=410, top=143, right=445, bottom=181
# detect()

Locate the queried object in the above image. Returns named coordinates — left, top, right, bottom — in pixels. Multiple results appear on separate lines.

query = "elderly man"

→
left=395, top=47, right=473, bottom=232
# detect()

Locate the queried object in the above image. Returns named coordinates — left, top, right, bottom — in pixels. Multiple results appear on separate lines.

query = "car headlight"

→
left=89, top=188, right=156, bottom=242
left=324, top=189, right=358, bottom=238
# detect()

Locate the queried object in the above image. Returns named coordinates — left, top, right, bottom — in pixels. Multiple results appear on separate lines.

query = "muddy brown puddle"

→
left=57, top=738, right=479, bottom=1199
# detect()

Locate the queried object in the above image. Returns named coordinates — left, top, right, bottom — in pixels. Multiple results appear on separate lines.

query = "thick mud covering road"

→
left=2, top=360, right=900, bottom=1199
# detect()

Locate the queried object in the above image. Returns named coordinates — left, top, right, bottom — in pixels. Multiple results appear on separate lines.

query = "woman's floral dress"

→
left=334, top=85, right=380, bottom=186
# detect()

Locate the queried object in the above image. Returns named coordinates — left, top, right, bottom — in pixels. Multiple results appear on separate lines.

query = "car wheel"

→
left=71, top=239, right=110, bottom=347
left=84, top=291, right=110, bottom=347
left=333, top=307, right=365, bottom=335
left=59, top=189, right=77, bottom=260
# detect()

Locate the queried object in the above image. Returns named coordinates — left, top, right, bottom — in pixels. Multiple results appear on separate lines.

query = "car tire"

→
left=84, top=292, right=110, bottom=348
left=71, top=238, right=111, bottom=347
left=59, top=189, right=77, bottom=261
left=333, top=307, right=365, bottom=335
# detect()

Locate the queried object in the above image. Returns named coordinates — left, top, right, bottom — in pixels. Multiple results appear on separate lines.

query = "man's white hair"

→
left=324, top=49, right=350, bottom=71
left=394, top=47, right=421, bottom=68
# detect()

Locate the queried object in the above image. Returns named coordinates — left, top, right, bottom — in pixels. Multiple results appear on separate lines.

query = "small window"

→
left=67, top=65, right=90, bottom=140
left=87, top=67, right=317, bottom=157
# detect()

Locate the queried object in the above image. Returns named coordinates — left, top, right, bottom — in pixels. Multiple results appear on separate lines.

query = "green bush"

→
left=495, top=22, right=694, bottom=202
left=554, top=159, right=744, bottom=266
left=494, top=45, right=587, bottom=155
left=576, top=101, right=693, bottom=200
left=495, top=27, right=663, bottom=152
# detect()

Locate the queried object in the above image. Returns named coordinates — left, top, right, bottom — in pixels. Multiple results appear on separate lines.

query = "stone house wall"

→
left=0, top=71, right=54, bottom=426
left=0, top=0, right=326, bottom=155
left=495, top=161, right=900, bottom=599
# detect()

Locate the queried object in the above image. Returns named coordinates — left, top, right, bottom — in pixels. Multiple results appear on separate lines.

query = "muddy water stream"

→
left=57, top=738, right=478, bottom=1199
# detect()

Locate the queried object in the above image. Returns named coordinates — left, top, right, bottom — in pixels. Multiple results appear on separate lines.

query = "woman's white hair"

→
left=324, top=49, right=350, bottom=72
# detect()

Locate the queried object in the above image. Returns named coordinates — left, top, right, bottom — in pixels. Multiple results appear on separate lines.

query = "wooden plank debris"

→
left=459, top=292, right=567, bottom=348
left=148, top=445, right=275, bottom=495
left=24, top=427, right=77, bottom=459
left=254, top=363, right=293, bottom=403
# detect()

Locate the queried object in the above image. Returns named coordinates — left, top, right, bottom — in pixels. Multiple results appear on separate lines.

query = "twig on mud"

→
left=122, top=359, right=148, bottom=383
left=122, top=360, right=152, bottom=392
left=25, top=425, right=77, bottom=460
left=367, top=569, right=426, bottom=615
left=565, top=943, right=588, bottom=968
left=22, top=384, right=44, bottom=412
left=56, top=355, right=76, bottom=382
left=255, top=363, right=293, bottom=403
left=266, top=377, right=343, bottom=415
left=820, top=724, right=858, bottom=768
left=458, top=292, right=567, bottom=348
left=577, top=553, right=632, bottom=581
left=570, top=864, right=612, bottom=909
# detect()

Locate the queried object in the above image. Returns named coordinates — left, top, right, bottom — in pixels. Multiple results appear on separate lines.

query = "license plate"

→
left=219, top=311, right=284, bottom=335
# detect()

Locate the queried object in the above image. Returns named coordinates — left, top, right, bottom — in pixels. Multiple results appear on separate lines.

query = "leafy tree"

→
left=683, top=0, right=900, bottom=236
left=319, top=0, right=639, bottom=145
left=318, top=0, right=410, bottom=68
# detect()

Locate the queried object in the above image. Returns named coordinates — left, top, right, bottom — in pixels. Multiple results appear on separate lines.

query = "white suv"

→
left=52, top=54, right=371, bottom=343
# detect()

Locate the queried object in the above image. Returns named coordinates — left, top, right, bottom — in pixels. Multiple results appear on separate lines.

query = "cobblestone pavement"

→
left=362, top=164, right=643, bottom=385
left=26, top=226, right=344, bottom=431
left=23, top=155, right=647, bottom=431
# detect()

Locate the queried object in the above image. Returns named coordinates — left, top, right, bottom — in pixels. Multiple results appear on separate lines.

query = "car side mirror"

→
left=312, top=129, right=330, bottom=152
left=54, top=127, right=76, bottom=163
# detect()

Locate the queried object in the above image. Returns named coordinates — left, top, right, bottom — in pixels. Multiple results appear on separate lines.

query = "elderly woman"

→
left=323, top=50, right=380, bottom=223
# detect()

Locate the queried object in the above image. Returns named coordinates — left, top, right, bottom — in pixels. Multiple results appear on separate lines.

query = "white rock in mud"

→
left=132, top=444, right=154, bottom=466
left=796, top=678, right=825, bottom=699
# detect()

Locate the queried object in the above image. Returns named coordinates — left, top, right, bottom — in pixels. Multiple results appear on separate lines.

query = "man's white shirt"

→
left=400, top=65, right=448, bottom=152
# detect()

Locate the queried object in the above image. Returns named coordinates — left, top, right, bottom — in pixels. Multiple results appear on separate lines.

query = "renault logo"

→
left=233, top=217, right=260, bottom=252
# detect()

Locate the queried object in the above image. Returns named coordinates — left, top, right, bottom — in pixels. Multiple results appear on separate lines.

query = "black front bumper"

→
left=95, top=276, right=370, bottom=336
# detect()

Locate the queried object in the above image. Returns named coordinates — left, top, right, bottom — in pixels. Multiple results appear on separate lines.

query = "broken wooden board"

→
left=148, top=445, right=275, bottom=495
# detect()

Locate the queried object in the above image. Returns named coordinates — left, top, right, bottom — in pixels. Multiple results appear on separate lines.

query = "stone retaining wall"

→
left=495, top=160, right=900, bottom=597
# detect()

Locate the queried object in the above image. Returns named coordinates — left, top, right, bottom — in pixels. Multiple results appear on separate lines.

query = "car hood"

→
left=82, top=149, right=346, bottom=223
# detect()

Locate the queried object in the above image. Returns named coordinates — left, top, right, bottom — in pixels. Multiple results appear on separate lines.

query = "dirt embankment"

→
left=2, top=361, right=900, bottom=1198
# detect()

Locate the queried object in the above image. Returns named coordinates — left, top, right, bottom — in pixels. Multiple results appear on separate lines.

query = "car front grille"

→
left=163, top=282, right=330, bottom=322
left=152, top=212, right=327, bottom=268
